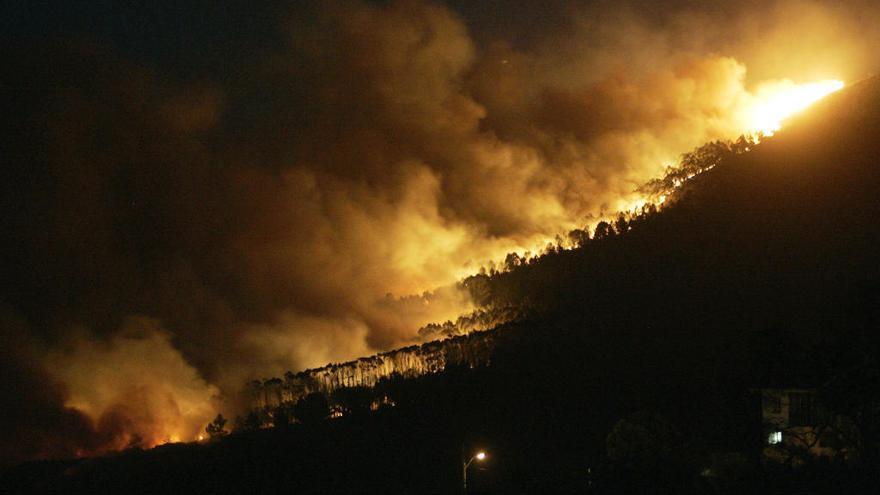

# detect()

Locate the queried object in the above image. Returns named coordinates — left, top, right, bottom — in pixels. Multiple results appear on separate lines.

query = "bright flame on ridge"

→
left=476, top=77, right=846, bottom=280
left=747, top=79, right=844, bottom=136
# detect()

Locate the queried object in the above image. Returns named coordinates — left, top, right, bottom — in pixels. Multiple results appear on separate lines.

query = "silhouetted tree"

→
left=504, top=252, right=522, bottom=271
left=331, top=386, right=373, bottom=418
left=612, top=214, right=626, bottom=234
left=273, top=403, right=294, bottom=430
left=233, top=411, right=263, bottom=432
left=568, top=228, right=590, bottom=248
left=206, top=414, right=228, bottom=440
left=263, top=377, right=284, bottom=407
left=594, top=221, right=613, bottom=239
left=821, top=362, right=880, bottom=465
left=293, top=392, right=329, bottom=424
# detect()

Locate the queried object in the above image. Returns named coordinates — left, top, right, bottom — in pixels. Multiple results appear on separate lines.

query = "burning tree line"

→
left=239, top=328, right=497, bottom=429
left=231, top=135, right=760, bottom=431
left=467, top=134, right=760, bottom=281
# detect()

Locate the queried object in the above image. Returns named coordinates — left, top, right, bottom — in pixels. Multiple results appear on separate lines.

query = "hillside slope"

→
left=481, top=75, right=880, bottom=365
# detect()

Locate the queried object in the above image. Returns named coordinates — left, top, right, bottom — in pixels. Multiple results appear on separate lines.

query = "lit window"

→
left=768, top=431, right=782, bottom=445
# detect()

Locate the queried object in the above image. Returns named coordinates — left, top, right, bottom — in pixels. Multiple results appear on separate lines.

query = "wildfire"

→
left=472, top=75, right=847, bottom=280
left=746, top=79, right=844, bottom=136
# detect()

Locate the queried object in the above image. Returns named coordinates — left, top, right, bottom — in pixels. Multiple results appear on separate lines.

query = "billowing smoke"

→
left=44, top=317, right=220, bottom=449
left=1, top=0, right=878, bottom=463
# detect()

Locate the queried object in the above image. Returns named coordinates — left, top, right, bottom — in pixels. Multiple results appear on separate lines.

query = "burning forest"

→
left=4, top=1, right=880, bottom=493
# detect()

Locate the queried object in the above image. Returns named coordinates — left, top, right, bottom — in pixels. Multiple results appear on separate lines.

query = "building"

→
left=758, top=388, right=853, bottom=464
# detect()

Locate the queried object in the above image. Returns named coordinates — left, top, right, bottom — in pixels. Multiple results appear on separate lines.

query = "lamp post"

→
left=462, top=450, right=486, bottom=494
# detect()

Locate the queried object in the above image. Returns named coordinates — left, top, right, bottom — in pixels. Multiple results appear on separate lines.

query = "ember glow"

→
left=746, top=79, right=845, bottom=136
left=44, top=319, right=219, bottom=453
left=500, top=76, right=847, bottom=261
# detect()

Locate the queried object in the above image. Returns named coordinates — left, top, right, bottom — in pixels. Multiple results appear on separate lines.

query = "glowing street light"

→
left=462, top=450, right=487, bottom=494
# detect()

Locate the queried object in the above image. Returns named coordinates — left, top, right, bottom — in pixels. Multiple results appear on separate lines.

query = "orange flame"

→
left=746, top=79, right=844, bottom=136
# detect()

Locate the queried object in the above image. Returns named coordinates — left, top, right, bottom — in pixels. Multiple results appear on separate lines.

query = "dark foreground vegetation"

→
left=5, top=79, right=880, bottom=494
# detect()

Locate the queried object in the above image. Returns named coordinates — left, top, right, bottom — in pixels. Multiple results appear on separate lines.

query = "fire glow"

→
left=746, top=79, right=845, bottom=136
left=532, top=76, right=849, bottom=270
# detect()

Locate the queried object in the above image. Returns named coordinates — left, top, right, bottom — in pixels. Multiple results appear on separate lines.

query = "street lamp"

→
left=462, top=450, right=487, bottom=494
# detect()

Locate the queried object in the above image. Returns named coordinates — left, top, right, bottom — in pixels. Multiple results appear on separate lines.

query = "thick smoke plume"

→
left=2, top=0, right=879, bottom=463
left=45, top=318, right=220, bottom=449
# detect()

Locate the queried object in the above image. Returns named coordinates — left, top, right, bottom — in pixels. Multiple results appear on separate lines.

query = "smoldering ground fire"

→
left=1, top=0, right=878, bottom=464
